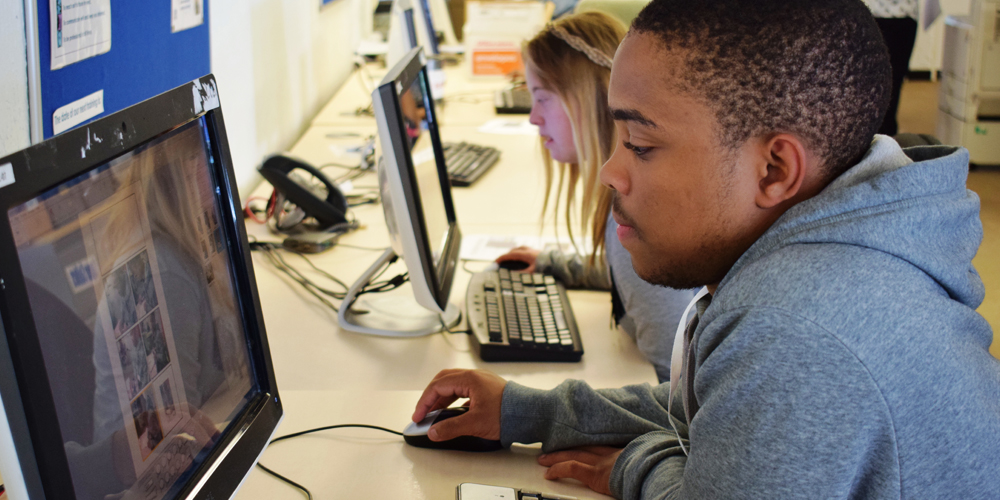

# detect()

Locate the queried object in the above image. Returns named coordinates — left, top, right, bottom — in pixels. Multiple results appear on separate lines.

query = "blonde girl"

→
left=496, top=11, right=696, bottom=381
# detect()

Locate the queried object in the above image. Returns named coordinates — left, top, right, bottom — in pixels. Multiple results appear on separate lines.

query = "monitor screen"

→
left=399, top=70, right=450, bottom=270
left=0, top=76, right=281, bottom=500
left=372, top=47, right=460, bottom=314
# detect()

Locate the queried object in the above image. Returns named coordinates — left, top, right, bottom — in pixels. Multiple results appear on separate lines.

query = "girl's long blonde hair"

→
left=523, top=11, right=625, bottom=267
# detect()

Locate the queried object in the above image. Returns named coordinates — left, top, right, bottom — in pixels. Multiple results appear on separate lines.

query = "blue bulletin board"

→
left=37, top=1, right=211, bottom=139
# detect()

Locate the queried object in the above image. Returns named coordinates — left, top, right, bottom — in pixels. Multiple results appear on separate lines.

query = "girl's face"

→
left=526, top=66, right=578, bottom=164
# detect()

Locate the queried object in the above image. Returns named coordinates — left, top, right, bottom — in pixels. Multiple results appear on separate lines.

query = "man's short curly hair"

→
left=631, top=0, right=891, bottom=179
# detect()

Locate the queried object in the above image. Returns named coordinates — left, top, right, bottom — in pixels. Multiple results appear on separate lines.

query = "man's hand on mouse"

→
left=412, top=369, right=506, bottom=441
left=495, top=246, right=541, bottom=273
left=538, top=445, right=623, bottom=496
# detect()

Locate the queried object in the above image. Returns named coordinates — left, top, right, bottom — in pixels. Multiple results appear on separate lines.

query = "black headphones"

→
left=258, top=155, right=349, bottom=229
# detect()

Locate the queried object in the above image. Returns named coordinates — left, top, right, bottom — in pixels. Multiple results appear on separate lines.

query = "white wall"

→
left=210, top=0, right=376, bottom=197
left=0, top=1, right=30, bottom=158
left=911, top=0, right=973, bottom=71
left=0, top=3, right=27, bottom=491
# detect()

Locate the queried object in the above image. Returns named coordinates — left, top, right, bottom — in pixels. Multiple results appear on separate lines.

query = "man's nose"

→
left=599, top=142, right=629, bottom=195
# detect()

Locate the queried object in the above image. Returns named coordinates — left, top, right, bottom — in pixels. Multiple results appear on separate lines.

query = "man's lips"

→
left=616, top=223, right=635, bottom=242
left=612, top=207, right=636, bottom=230
left=612, top=208, right=638, bottom=241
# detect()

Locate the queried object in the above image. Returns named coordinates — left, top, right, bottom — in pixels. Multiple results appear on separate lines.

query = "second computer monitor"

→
left=354, top=47, right=462, bottom=323
left=376, top=47, right=460, bottom=312
left=338, top=47, right=460, bottom=337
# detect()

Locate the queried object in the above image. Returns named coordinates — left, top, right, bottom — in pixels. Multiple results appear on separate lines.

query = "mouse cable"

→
left=439, top=315, right=469, bottom=336
left=256, top=424, right=404, bottom=500
left=439, top=315, right=472, bottom=353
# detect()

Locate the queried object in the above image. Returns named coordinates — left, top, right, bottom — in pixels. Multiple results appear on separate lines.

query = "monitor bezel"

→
left=0, top=75, right=282, bottom=500
left=372, top=47, right=461, bottom=313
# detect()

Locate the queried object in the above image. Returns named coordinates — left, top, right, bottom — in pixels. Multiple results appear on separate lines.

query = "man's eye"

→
left=624, top=141, right=651, bottom=156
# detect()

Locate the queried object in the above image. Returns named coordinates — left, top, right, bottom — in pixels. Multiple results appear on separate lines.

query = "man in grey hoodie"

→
left=412, top=0, right=1000, bottom=498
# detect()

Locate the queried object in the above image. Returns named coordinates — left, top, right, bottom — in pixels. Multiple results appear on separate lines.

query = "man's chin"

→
left=631, top=256, right=706, bottom=290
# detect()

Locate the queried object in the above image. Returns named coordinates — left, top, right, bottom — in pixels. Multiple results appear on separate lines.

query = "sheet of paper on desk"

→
left=477, top=118, right=538, bottom=136
left=460, top=234, right=590, bottom=261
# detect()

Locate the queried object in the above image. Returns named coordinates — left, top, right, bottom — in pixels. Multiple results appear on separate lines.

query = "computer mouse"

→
left=496, top=259, right=530, bottom=271
left=403, top=407, right=503, bottom=452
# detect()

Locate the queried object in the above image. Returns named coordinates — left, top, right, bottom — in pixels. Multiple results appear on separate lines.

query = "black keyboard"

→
left=494, top=86, right=532, bottom=114
left=443, top=141, right=500, bottom=187
left=466, top=268, right=583, bottom=362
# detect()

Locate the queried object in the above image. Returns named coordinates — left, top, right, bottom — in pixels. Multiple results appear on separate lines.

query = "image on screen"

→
left=7, top=119, right=256, bottom=500
left=398, top=69, right=451, bottom=277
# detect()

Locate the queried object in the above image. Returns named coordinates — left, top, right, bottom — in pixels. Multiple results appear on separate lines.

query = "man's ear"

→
left=755, top=134, right=811, bottom=209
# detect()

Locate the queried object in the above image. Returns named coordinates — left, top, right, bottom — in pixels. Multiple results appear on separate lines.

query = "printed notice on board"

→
left=50, top=0, right=112, bottom=70
left=53, top=89, right=104, bottom=135
left=171, top=0, right=204, bottom=33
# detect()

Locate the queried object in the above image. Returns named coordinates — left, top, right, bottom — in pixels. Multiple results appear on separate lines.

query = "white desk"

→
left=235, top=63, right=656, bottom=500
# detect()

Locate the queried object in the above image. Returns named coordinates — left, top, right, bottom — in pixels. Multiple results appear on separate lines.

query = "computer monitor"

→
left=0, top=75, right=282, bottom=500
left=338, top=47, right=462, bottom=337
left=416, top=0, right=442, bottom=57
left=386, top=0, right=446, bottom=99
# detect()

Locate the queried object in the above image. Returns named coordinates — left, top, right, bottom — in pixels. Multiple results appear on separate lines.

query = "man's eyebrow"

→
left=610, top=108, right=658, bottom=129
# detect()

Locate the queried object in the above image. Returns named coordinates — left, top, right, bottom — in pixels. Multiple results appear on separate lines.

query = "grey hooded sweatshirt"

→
left=499, top=136, right=1000, bottom=499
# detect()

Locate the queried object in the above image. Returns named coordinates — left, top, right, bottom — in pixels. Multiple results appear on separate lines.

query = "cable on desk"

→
left=244, top=189, right=278, bottom=224
left=332, top=167, right=371, bottom=185
left=336, top=243, right=391, bottom=251
left=257, top=424, right=404, bottom=500
left=250, top=242, right=348, bottom=312
left=318, top=161, right=363, bottom=172
left=439, top=315, right=472, bottom=353
left=249, top=242, right=410, bottom=316
left=288, top=250, right=350, bottom=291
left=346, top=192, right=379, bottom=208
left=256, top=464, right=313, bottom=500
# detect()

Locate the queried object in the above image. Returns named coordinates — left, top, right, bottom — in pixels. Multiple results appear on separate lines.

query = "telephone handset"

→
left=258, top=155, right=348, bottom=229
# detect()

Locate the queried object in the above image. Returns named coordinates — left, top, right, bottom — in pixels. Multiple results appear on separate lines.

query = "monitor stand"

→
left=338, top=247, right=460, bottom=337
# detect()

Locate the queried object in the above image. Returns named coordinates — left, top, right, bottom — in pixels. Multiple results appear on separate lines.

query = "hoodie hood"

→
left=719, top=135, right=984, bottom=308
